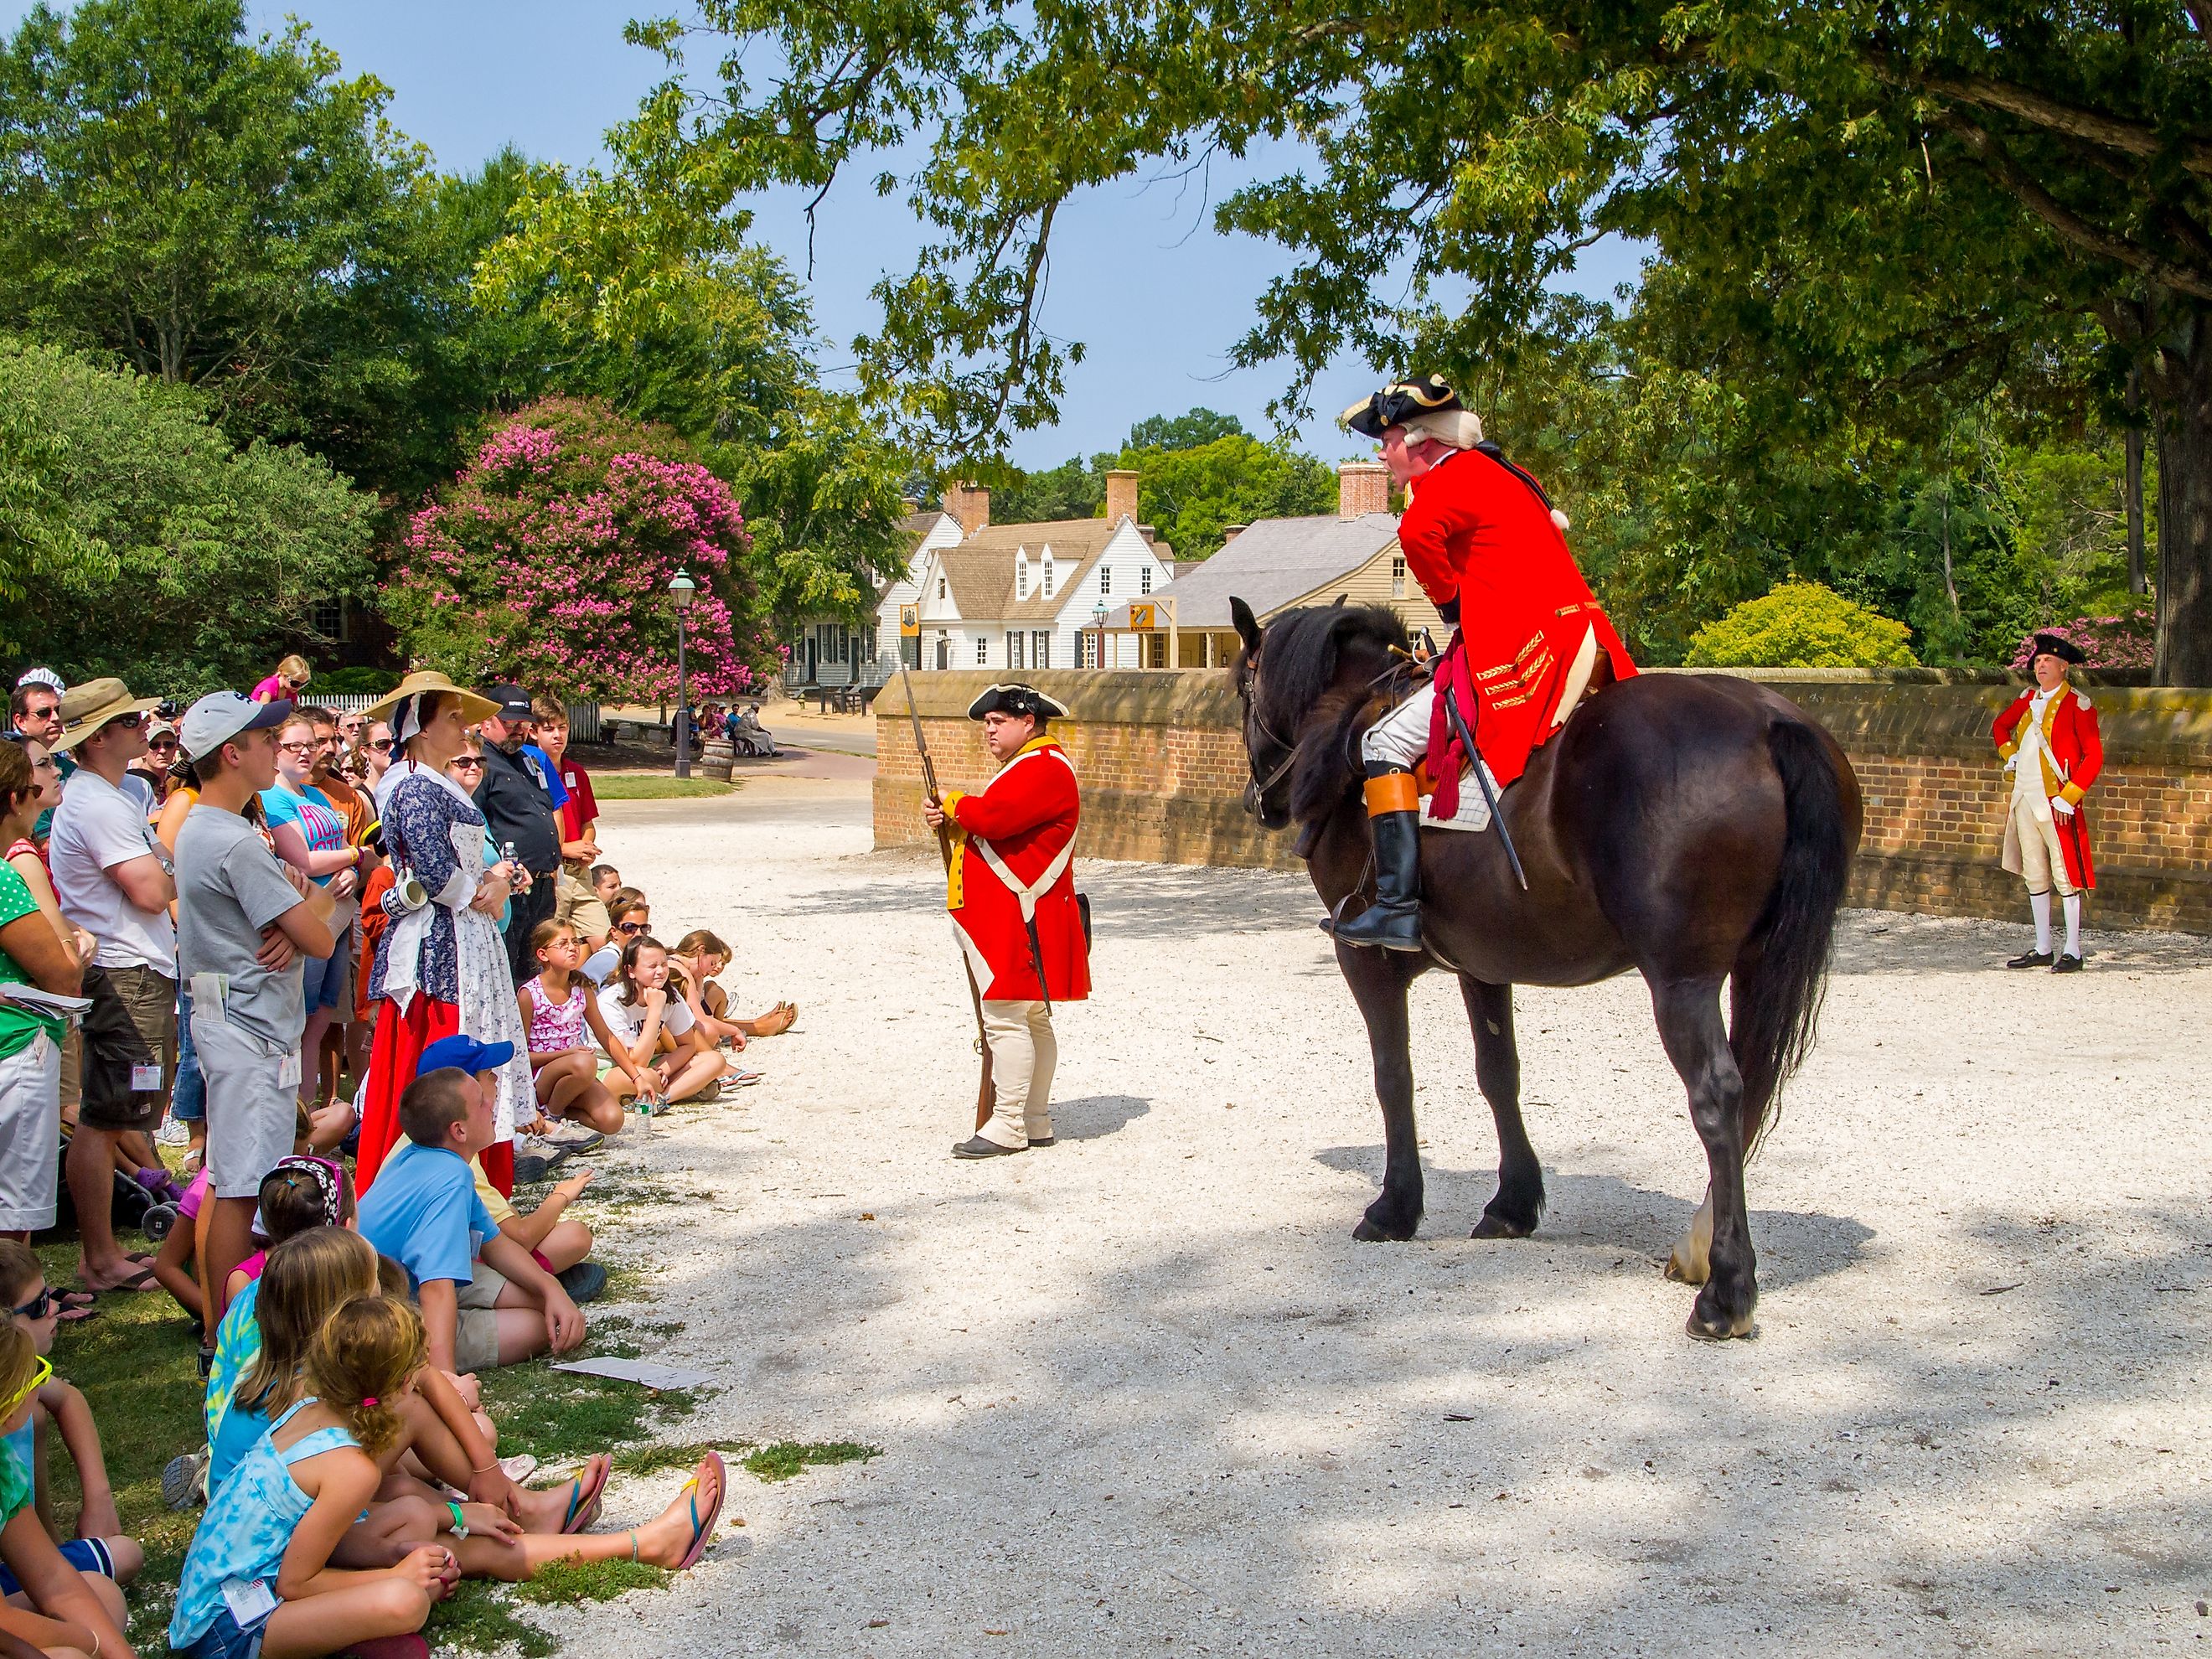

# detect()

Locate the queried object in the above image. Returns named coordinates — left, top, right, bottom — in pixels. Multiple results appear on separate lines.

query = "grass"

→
left=474, top=1353, right=699, bottom=1465
left=518, top=1557, right=672, bottom=1605
left=588, top=775, right=735, bottom=800
left=742, top=1440, right=881, bottom=1482
left=429, top=1579, right=561, bottom=1656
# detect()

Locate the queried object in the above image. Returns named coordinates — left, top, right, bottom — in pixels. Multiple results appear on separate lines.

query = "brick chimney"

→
left=1339, top=461, right=1390, bottom=519
left=1104, top=468, right=1140, bottom=525
left=943, top=482, right=990, bottom=535
left=1221, top=524, right=1248, bottom=547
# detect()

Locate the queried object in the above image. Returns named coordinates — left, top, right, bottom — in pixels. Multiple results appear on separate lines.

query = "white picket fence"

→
left=314, top=695, right=603, bottom=745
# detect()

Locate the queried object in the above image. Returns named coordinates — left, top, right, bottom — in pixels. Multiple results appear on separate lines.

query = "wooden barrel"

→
left=700, top=738, right=735, bottom=780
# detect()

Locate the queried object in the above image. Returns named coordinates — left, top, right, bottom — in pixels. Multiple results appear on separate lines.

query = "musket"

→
left=1439, top=678, right=1530, bottom=892
left=902, top=665, right=996, bottom=1132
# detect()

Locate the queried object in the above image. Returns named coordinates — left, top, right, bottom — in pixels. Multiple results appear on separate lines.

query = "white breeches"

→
left=978, top=1000, right=1057, bottom=1149
left=2011, top=794, right=2076, bottom=897
left=1359, top=682, right=1494, bottom=832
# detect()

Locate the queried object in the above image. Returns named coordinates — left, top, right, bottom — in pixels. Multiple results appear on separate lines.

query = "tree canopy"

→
left=643, top=0, right=2212, bottom=680
left=0, top=333, right=376, bottom=689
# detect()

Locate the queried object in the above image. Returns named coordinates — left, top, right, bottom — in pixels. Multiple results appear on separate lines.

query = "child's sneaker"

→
left=163, top=1450, right=208, bottom=1510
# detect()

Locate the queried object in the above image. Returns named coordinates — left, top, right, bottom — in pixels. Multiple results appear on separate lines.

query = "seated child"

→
left=0, top=1325, right=132, bottom=1659
left=0, top=1244, right=142, bottom=1594
left=357, top=1064, right=587, bottom=1375
left=668, top=928, right=795, bottom=1047
left=597, top=937, right=728, bottom=1108
left=209, top=1229, right=603, bottom=1540
left=518, top=921, right=639, bottom=1135
left=152, top=1165, right=213, bottom=1326
left=170, top=1292, right=461, bottom=1659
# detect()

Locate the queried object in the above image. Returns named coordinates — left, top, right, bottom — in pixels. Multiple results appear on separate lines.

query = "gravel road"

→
left=547, top=768, right=2212, bottom=1657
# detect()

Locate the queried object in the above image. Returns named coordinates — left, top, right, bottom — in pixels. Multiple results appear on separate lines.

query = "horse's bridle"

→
left=1241, top=652, right=1418, bottom=801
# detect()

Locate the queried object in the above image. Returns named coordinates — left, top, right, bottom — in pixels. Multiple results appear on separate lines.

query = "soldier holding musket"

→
left=923, top=684, right=1090, bottom=1158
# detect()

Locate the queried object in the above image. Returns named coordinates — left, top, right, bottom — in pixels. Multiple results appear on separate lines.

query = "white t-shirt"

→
left=49, top=768, right=176, bottom=974
left=597, top=985, right=693, bottom=1052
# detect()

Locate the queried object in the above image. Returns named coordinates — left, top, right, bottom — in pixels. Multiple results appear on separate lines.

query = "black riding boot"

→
left=1330, top=766, right=1424, bottom=952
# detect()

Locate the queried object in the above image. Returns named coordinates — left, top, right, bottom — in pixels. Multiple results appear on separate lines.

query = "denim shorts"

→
left=178, top=1605, right=269, bottom=1659
left=299, top=923, right=352, bottom=1014
left=172, top=985, right=206, bottom=1123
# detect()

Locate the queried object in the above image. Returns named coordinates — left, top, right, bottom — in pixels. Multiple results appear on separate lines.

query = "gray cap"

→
left=179, top=692, right=293, bottom=761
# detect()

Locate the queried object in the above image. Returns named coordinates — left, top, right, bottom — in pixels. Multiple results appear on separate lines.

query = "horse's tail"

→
left=1733, top=719, right=1854, bottom=1155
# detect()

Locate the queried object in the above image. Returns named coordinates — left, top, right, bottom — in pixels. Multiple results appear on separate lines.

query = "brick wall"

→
left=876, top=669, right=2212, bottom=934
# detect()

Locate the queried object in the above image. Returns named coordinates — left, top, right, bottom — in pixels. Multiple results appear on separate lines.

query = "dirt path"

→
left=561, top=772, right=2212, bottom=1656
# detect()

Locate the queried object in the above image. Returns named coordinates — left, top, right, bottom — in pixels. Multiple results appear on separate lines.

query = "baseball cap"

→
left=179, top=692, right=292, bottom=761
left=416, top=1034, right=515, bottom=1078
left=479, top=685, right=534, bottom=721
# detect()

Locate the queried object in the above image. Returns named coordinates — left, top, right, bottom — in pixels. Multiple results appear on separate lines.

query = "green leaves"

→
left=0, top=333, right=375, bottom=689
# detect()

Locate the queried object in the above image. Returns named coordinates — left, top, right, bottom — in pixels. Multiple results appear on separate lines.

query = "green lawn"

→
left=589, top=775, right=736, bottom=800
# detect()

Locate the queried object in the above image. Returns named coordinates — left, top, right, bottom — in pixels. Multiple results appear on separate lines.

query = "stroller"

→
left=731, top=704, right=779, bottom=758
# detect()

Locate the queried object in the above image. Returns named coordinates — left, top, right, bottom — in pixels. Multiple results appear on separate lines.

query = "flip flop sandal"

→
left=561, top=1457, right=611, bottom=1534
left=101, top=1265, right=159, bottom=1293
left=674, top=1453, right=726, bottom=1570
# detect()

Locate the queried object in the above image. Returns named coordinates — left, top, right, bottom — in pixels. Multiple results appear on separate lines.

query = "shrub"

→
left=2005, top=603, right=2155, bottom=671
left=384, top=397, right=775, bottom=701
left=314, top=666, right=401, bottom=695
left=1686, top=579, right=1918, bottom=669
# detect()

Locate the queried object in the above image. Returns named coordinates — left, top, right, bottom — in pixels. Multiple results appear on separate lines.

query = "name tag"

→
left=220, top=1575, right=278, bottom=1624
left=276, top=1051, right=302, bottom=1091
left=130, top=1064, right=162, bottom=1093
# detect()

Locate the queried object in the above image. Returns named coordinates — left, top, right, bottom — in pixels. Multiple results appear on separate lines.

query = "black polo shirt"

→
left=473, top=742, right=562, bottom=874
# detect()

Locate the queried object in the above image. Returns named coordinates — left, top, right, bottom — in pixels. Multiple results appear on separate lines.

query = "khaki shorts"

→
left=193, top=991, right=302, bottom=1201
left=78, top=964, right=173, bottom=1133
left=454, top=1263, right=511, bottom=1372
left=554, top=869, right=611, bottom=943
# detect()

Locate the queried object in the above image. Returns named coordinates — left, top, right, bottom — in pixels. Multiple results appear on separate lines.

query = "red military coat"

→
left=940, top=737, right=1091, bottom=1003
left=1400, top=446, right=1637, bottom=788
left=1993, top=685, right=2104, bottom=890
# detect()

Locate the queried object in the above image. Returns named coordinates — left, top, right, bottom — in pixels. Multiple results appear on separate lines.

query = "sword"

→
left=902, top=664, right=996, bottom=1132
left=1439, top=676, right=1529, bottom=892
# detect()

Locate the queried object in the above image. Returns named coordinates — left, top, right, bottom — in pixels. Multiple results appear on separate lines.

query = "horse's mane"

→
left=1252, top=604, right=1413, bottom=830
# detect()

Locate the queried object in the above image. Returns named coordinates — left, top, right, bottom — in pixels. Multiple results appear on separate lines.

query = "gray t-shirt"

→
left=175, top=805, right=307, bottom=1047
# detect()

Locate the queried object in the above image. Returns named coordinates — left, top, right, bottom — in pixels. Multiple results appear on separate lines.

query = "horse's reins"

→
left=1244, top=652, right=1419, bottom=798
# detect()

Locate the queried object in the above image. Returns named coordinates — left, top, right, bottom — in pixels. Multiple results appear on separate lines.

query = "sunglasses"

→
left=453, top=757, right=484, bottom=770
left=0, top=1355, right=52, bottom=1422
left=149, top=736, right=178, bottom=750
left=368, top=737, right=394, bottom=752
left=103, top=712, right=145, bottom=731
left=9, top=1288, right=54, bottom=1320
left=615, top=920, right=648, bottom=934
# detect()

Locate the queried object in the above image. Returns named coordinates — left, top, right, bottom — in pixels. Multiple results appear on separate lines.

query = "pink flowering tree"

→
left=2006, top=603, right=2158, bottom=673
left=384, top=397, right=778, bottom=700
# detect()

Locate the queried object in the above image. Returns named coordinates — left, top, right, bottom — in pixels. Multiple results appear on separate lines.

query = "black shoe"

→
left=952, top=1135, right=1025, bottom=1159
left=556, top=1261, right=609, bottom=1304
left=2005, top=948, right=2053, bottom=969
left=2051, top=952, right=2085, bottom=974
left=512, top=1154, right=553, bottom=1185
left=1329, top=790, right=1424, bottom=953
left=1026, top=1135, right=1056, bottom=1148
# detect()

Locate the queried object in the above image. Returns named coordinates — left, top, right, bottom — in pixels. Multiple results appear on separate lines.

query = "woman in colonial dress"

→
left=355, top=673, right=534, bottom=1192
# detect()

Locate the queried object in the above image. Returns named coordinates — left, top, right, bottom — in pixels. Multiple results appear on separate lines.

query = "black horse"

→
left=1230, top=598, right=1862, bottom=1339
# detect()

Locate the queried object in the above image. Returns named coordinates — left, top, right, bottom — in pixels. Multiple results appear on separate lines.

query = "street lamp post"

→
left=1092, top=602, right=1108, bottom=670
left=669, top=568, right=697, bottom=778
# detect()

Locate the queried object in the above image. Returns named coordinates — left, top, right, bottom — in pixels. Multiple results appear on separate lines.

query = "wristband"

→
left=447, top=1500, right=468, bottom=1539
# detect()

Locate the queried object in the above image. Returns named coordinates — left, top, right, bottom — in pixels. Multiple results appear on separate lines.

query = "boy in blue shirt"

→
left=359, top=1046, right=586, bottom=1375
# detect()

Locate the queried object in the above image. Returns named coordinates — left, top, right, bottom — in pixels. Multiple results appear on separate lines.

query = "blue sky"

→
left=2, top=0, right=1646, bottom=467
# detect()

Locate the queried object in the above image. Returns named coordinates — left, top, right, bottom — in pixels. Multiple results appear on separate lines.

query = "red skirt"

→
left=358, top=995, right=514, bottom=1196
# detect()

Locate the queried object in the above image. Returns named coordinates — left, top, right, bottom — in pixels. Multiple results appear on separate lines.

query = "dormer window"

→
left=1016, top=550, right=1029, bottom=602
left=1041, top=553, right=1055, bottom=598
left=937, top=576, right=946, bottom=600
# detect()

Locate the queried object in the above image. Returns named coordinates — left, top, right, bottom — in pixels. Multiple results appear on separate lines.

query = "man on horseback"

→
left=1330, top=375, right=1638, bottom=951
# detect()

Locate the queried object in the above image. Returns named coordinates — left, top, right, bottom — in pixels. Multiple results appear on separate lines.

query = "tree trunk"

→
left=2125, top=367, right=2147, bottom=597
left=2152, top=316, right=2212, bottom=685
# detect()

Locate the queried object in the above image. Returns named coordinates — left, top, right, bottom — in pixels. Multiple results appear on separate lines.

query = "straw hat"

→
left=360, top=671, right=498, bottom=722
left=49, top=678, right=160, bottom=754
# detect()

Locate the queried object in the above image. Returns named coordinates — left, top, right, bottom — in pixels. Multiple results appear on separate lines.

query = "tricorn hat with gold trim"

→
left=965, top=683, right=1069, bottom=722
left=1341, top=374, right=1466, bottom=439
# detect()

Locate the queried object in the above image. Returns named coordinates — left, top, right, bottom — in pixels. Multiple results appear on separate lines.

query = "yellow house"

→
left=1095, top=462, right=1447, bottom=668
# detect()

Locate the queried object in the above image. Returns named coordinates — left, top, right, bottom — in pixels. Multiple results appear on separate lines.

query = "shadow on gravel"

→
left=1311, top=1145, right=1873, bottom=1290
left=1050, top=1094, right=1152, bottom=1141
